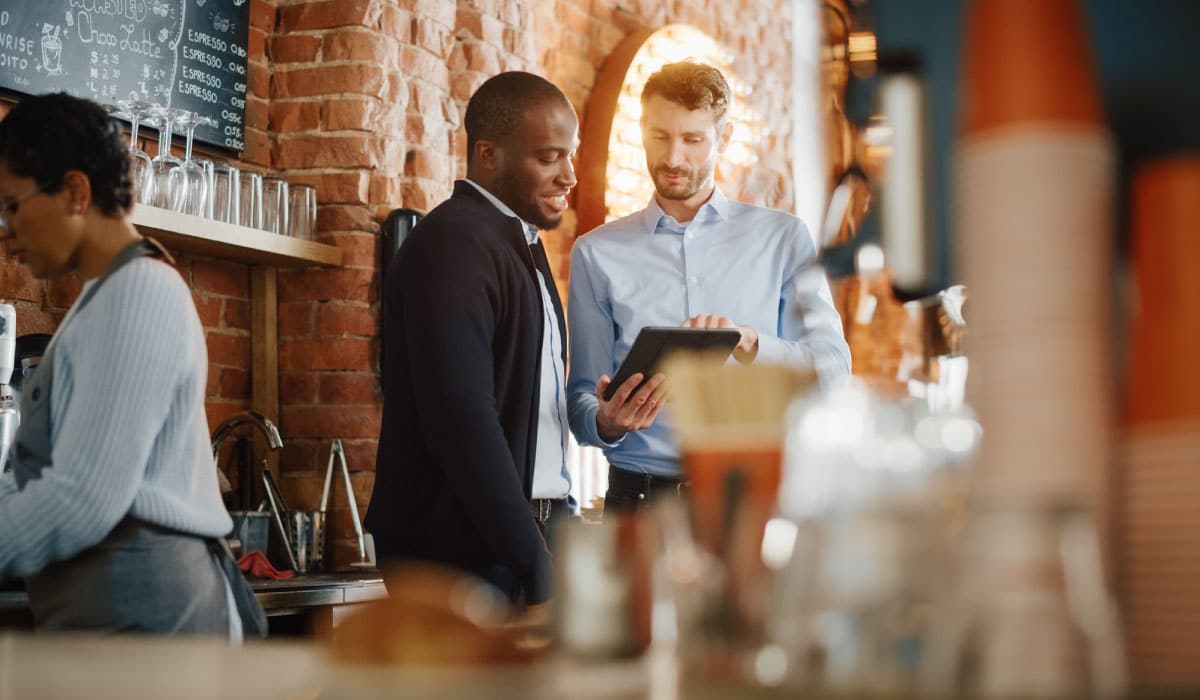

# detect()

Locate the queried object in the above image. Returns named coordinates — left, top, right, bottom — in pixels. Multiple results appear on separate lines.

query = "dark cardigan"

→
left=364, top=181, right=565, bottom=603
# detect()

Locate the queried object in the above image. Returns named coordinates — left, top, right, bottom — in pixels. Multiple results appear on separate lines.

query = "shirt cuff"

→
left=581, top=403, right=626, bottom=448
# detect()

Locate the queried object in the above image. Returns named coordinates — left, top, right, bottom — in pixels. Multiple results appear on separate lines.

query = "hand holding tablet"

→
left=601, top=326, right=743, bottom=401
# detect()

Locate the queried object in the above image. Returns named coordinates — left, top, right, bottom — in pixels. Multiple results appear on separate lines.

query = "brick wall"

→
left=0, top=0, right=799, bottom=567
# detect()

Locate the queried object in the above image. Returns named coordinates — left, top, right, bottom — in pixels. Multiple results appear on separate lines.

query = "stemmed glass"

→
left=112, top=100, right=154, bottom=204
left=145, top=106, right=185, bottom=211
left=174, top=112, right=216, bottom=216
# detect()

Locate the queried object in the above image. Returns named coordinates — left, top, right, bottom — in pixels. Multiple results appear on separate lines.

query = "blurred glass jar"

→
left=769, top=381, right=978, bottom=694
left=923, top=505, right=1127, bottom=700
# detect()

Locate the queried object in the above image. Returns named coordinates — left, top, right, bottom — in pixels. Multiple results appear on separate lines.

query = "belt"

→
left=608, top=466, right=690, bottom=498
left=530, top=498, right=569, bottom=524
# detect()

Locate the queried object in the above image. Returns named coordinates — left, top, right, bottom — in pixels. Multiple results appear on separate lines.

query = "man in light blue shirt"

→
left=566, top=61, right=851, bottom=512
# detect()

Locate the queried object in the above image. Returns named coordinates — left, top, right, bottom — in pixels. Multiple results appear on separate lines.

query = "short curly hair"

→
left=640, top=60, right=731, bottom=125
left=464, top=72, right=572, bottom=164
left=0, top=92, right=133, bottom=217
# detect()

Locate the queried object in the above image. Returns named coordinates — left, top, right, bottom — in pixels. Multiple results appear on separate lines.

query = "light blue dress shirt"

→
left=566, top=188, right=851, bottom=478
left=462, top=180, right=571, bottom=499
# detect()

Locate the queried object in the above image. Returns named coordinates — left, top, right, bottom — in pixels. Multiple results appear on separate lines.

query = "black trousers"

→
left=603, top=465, right=688, bottom=515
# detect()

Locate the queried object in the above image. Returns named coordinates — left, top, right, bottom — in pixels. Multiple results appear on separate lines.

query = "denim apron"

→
left=14, top=238, right=267, bottom=637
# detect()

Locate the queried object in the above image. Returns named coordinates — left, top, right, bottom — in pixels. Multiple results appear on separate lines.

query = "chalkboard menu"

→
left=0, top=0, right=250, bottom=152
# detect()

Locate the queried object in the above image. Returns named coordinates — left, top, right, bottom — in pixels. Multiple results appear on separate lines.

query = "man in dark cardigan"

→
left=365, top=73, right=582, bottom=605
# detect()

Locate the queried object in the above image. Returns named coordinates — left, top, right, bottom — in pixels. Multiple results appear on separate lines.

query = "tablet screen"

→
left=602, top=326, right=742, bottom=401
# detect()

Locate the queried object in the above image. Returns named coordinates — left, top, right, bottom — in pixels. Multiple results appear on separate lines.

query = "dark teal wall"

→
left=840, top=0, right=1200, bottom=288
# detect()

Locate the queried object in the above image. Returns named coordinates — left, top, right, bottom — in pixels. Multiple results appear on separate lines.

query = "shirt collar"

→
left=463, top=178, right=540, bottom=244
left=641, top=186, right=730, bottom=235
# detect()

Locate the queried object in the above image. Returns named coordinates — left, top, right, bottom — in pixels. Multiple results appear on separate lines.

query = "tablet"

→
left=602, top=326, right=742, bottom=401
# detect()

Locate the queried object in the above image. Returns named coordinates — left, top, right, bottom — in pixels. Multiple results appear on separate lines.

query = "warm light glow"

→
left=848, top=30, right=878, bottom=76
left=604, top=25, right=764, bottom=221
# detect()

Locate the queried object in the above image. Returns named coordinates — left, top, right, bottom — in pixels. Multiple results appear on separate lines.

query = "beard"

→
left=494, top=172, right=562, bottom=231
left=651, top=164, right=710, bottom=202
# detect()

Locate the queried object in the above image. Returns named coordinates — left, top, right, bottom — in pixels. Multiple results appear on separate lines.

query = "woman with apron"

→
left=0, top=93, right=264, bottom=637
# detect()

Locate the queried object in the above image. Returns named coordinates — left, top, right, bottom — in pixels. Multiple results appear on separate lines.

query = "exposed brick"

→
left=556, top=1, right=591, bottom=36
left=248, top=63, right=270, bottom=100
left=11, top=302, right=62, bottom=334
left=322, top=97, right=380, bottom=132
left=274, top=64, right=387, bottom=99
left=271, top=134, right=384, bottom=170
left=339, top=439, right=378, bottom=472
left=279, top=405, right=382, bottom=441
left=280, top=337, right=373, bottom=373
left=413, top=17, right=454, bottom=58
left=331, top=508, right=370, bottom=539
left=277, top=268, right=376, bottom=303
left=248, top=0, right=276, bottom=32
left=205, top=363, right=220, bottom=398
left=45, top=274, right=83, bottom=308
left=247, top=26, right=266, bottom=62
left=448, top=71, right=483, bottom=104
left=268, top=34, right=322, bottom=64
left=224, top=299, right=251, bottom=330
left=241, top=128, right=270, bottom=167
left=319, top=234, right=376, bottom=271
left=244, top=96, right=269, bottom=131
left=316, top=304, right=378, bottom=337
left=279, top=302, right=315, bottom=337
left=192, top=259, right=249, bottom=297
left=319, top=373, right=379, bottom=404
left=0, top=263, right=41, bottom=302
left=554, top=50, right=596, bottom=90
left=399, top=46, right=449, bottom=88
left=400, top=181, right=439, bottom=212
left=456, top=10, right=505, bottom=45
left=280, top=440, right=320, bottom=476
left=322, top=29, right=395, bottom=64
left=281, top=469, right=374, bottom=511
left=269, top=101, right=322, bottom=133
left=280, top=372, right=320, bottom=405
left=404, top=113, right=444, bottom=147
left=373, top=5, right=413, bottom=42
left=207, top=401, right=252, bottom=436
left=286, top=171, right=371, bottom=205
left=206, top=332, right=251, bottom=367
left=403, top=148, right=448, bottom=182
left=318, top=204, right=379, bottom=233
left=219, top=367, right=250, bottom=398
left=279, top=0, right=380, bottom=32
left=591, top=17, right=626, bottom=55
left=192, top=293, right=223, bottom=328
left=464, top=42, right=501, bottom=75
left=397, top=0, right=454, bottom=25
left=368, top=175, right=404, bottom=208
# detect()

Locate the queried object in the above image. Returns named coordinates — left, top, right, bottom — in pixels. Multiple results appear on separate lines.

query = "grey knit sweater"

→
left=0, top=257, right=231, bottom=577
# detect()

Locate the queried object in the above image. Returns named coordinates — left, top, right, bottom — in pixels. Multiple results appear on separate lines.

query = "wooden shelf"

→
left=131, top=205, right=342, bottom=268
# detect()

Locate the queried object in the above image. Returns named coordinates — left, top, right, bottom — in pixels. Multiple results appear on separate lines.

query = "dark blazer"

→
left=365, top=181, right=565, bottom=603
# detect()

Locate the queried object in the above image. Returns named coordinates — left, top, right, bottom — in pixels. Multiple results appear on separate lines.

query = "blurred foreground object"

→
left=957, top=0, right=1114, bottom=507
left=328, top=565, right=538, bottom=667
left=1122, top=156, right=1200, bottom=686
left=953, top=0, right=1127, bottom=697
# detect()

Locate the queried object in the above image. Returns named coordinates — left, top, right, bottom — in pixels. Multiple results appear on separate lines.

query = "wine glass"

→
left=112, top=99, right=154, bottom=205
left=175, top=112, right=216, bottom=216
left=145, top=105, right=185, bottom=211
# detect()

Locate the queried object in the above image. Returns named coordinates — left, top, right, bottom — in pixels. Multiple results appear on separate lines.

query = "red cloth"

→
left=237, top=550, right=294, bottom=580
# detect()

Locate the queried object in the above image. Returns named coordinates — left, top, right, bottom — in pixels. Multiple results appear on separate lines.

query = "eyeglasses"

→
left=0, top=188, right=42, bottom=231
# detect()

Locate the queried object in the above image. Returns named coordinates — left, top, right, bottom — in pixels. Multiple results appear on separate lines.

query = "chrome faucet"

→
left=211, top=410, right=284, bottom=460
